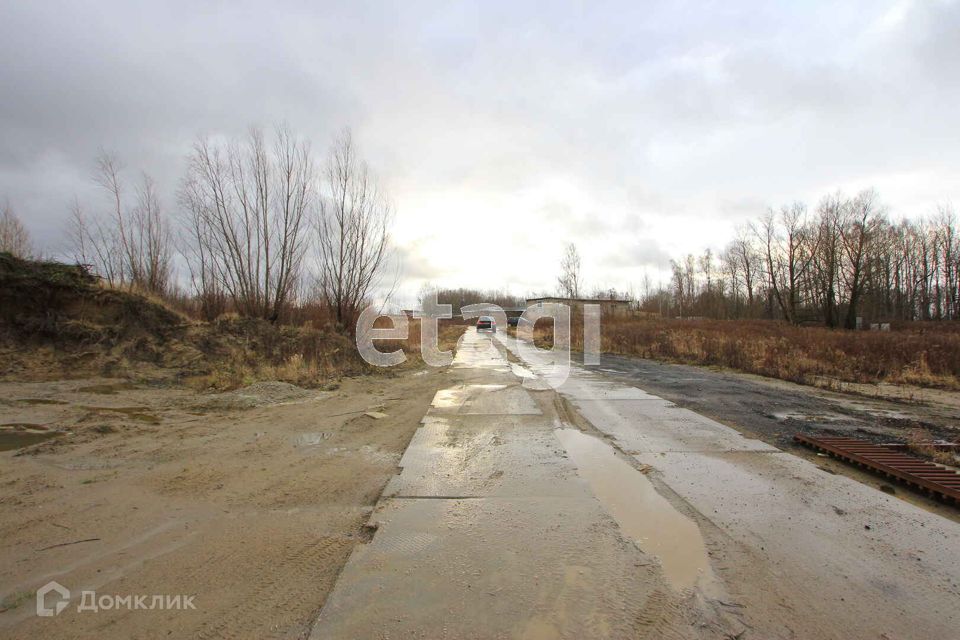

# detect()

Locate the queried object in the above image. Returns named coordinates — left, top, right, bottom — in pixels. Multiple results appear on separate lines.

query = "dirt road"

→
left=0, top=370, right=445, bottom=638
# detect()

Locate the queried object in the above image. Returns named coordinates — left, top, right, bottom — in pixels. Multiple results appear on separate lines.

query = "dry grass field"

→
left=539, top=316, right=960, bottom=391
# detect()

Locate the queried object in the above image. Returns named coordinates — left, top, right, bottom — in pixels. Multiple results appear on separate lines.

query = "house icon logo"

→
left=36, top=581, right=70, bottom=617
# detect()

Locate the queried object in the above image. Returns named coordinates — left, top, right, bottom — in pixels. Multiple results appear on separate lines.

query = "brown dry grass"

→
left=0, top=254, right=468, bottom=390
left=185, top=318, right=365, bottom=390
left=192, top=317, right=466, bottom=390
left=368, top=317, right=466, bottom=362
left=535, top=316, right=960, bottom=391
left=905, top=428, right=960, bottom=467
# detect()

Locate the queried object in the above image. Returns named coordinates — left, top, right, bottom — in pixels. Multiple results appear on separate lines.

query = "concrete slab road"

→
left=311, top=329, right=960, bottom=639
left=497, top=331, right=960, bottom=640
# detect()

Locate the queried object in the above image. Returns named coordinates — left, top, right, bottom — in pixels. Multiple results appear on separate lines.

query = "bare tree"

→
left=731, top=226, right=758, bottom=311
left=176, top=188, right=226, bottom=320
left=757, top=203, right=818, bottom=324
left=640, top=189, right=957, bottom=326
left=670, top=259, right=686, bottom=317
left=699, top=248, right=715, bottom=315
left=812, top=192, right=844, bottom=327
left=935, top=205, right=958, bottom=320
left=315, top=129, right=393, bottom=331
left=683, top=254, right=696, bottom=304
left=0, top=200, right=33, bottom=258
left=699, top=249, right=714, bottom=293
left=839, top=190, right=882, bottom=329
left=720, top=245, right=741, bottom=316
left=180, top=125, right=313, bottom=321
left=69, top=152, right=172, bottom=295
left=557, top=242, right=581, bottom=299
left=132, top=173, right=173, bottom=294
left=69, top=199, right=121, bottom=285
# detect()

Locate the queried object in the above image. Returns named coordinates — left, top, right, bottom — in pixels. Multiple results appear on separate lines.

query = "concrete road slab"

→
left=507, top=329, right=960, bottom=638
left=310, top=496, right=678, bottom=640
left=430, top=383, right=542, bottom=415
left=383, top=414, right=584, bottom=498
left=571, top=398, right=776, bottom=453
left=452, top=333, right=506, bottom=369
left=628, top=448, right=960, bottom=639
left=493, top=330, right=960, bottom=637
left=558, top=377, right=663, bottom=401
left=311, top=330, right=732, bottom=639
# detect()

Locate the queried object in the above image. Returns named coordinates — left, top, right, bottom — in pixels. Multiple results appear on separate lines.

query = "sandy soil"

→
left=0, top=368, right=446, bottom=639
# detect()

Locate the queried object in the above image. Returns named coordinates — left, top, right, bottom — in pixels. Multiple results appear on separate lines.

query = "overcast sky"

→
left=2, top=0, right=958, bottom=304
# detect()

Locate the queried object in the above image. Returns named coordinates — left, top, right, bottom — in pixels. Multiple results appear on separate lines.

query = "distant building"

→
left=525, top=297, right=632, bottom=317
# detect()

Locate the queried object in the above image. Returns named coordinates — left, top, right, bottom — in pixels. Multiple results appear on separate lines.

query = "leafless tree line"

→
left=69, top=153, right=173, bottom=296
left=65, top=125, right=392, bottom=330
left=427, top=286, right=526, bottom=310
left=0, top=199, right=33, bottom=258
left=557, top=242, right=581, bottom=299
left=315, top=130, right=392, bottom=328
left=654, top=190, right=960, bottom=326
left=178, top=125, right=313, bottom=321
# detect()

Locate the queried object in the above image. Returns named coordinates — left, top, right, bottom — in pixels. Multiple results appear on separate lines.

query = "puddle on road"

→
left=772, top=411, right=845, bottom=423
left=78, top=382, right=139, bottom=395
left=432, top=384, right=541, bottom=415
left=432, top=385, right=508, bottom=409
left=0, top=430, right=57, bottom=451
left=294, top=432, right=332, bottom=447
left=555, top=428, right=714, bottom=592
left=79, top=406, right=161, bottom=424
left=510, top=363, right=535, bottom=378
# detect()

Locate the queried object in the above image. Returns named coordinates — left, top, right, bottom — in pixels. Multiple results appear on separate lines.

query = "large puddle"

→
left=432, top=384, right=542, bottom=415
left=0, top=430, right=57, bottom=452
left=556, top=428, right=714, bottom=592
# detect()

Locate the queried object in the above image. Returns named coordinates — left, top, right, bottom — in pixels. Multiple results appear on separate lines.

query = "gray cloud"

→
left=600, top=238, right=672, bottom=270
left=394, top=241, right=443, bottom=282
left=1, top=0, right=957, bottom=294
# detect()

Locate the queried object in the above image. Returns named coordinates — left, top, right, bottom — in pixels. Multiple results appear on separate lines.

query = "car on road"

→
left=507, top=316, right=520, bottom=327
left=476, top=316, right=496, bottom=332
